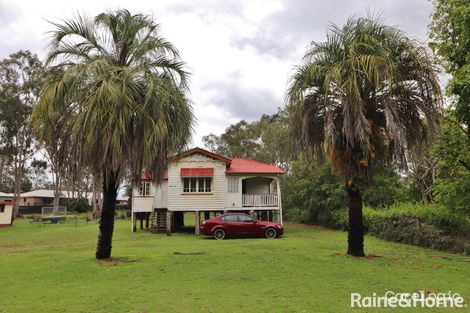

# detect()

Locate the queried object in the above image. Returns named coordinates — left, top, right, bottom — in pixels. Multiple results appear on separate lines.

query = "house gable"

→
left=171, top=147, right=231, bottom=165
left=167, top=152, right=228, bottom=210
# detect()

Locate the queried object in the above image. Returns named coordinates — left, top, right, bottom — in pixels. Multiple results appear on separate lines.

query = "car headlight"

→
left=202, top=220, right=206, bottom=225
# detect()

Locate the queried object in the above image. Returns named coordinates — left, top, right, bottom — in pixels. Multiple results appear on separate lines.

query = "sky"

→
left=0, top=0, right=435, bottom=146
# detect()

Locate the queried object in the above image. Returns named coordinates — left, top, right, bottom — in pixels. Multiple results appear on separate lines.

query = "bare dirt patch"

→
left=173, top=251, right=207, bottom=256
left=97, top=257, right=142, bottom=265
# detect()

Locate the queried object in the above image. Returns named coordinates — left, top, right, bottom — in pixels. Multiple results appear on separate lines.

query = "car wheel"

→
left=213, top=228, right=226, bottom=240
left=265, top=227, right=277, bottom=239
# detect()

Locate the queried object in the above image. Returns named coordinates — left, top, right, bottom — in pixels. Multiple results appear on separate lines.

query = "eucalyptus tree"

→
left=0, top=50, right=43, bottom=221
left=33, top=9, right=194, bottom=259
left=287, top=17, right=442, bottom=256
left=429, top=0, right=470, bottom=135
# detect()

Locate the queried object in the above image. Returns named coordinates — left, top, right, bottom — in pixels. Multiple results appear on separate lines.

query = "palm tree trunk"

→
left=346, top=180, right=365, bottom=257
left=95, top=169, right=118, bottom=259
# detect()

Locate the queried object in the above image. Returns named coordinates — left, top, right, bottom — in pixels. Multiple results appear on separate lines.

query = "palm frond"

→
left=287, top=16, right=442, bottom=177
left=34, top=10, right=194, bottom=185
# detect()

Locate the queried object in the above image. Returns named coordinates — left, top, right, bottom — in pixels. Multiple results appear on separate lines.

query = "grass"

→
left=0, top=217, right=469, bottom=313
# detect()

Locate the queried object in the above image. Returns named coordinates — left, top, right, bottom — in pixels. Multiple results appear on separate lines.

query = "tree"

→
left=33, top=9, right=194, bottom=259
left=283, top=157, right=346, bottom=228
left=433, top=109, right=470, bottom=215
left=429, top=0, right=470, bottom=216
left=287, top=17, right=442, bottom=256
left=34, top=87, right=74, bottom=213
left=203, top=120, right=263, bottom=159
left=29, top=159, right=49, bottom=189
left=203, top=109, right=294, bottom=172
left=429, top=0, right=470, bottom=134
left=0, top=50, right=43, bottom=222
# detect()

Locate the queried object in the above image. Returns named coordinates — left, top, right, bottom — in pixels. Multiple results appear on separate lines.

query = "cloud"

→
left=231, top=0, right=433, bottom=59
left=0, top=1, right=20, bottom=28
left=0, top=0, right=435, bottom=146
left=204, top=78, right=281, bottom=121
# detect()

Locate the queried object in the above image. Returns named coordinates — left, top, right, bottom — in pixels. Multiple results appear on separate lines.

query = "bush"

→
left=363, top=203, right=470, bottom=236
left=362, top=165, right=412, bottom=208
left=365, top=213, right=455, bottom=251
left=283, top=161, right=346, bottom=227
left=433, top=173, right=470, bottom=216
left=362, top=203, right=470, bottom=253
left=60, top=198, right=91, bottom=213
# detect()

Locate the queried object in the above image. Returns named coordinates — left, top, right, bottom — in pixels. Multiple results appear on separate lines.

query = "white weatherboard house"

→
left=131, top=147, right=284, bottom=234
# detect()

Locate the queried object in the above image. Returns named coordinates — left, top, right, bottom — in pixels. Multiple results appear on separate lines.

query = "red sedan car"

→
left=199, top=213, right=283, bottom=240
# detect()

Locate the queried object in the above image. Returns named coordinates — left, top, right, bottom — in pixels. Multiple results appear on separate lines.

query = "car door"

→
left=238, top=214, right=260, bottom=237
left=222, top=214, right=242, bottom=237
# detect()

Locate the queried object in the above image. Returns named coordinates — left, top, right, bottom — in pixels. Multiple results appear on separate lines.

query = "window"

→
left=139, top=181, right=151, bottom=196
left=0, top=204, right=4, bottom=213
left=227, top=177, right=239, bottom=193
left=198, top=178, right=205, bottom=192
left=190, top=178, right=197, bottom=192
left=221, top=214, right=238, bottom=222
left=238, top=215, right=255, bottom=223
left=183, top=177, right=211, bottom=193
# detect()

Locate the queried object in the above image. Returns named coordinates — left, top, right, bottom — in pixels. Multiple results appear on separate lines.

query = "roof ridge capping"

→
left=171, top=147, right=232, bottom=164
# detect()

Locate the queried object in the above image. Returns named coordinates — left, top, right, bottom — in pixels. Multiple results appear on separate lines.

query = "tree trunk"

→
left=52, top=172, right=61, bottom=214
left=92, top=179, right=97, bottom=218
left=11, top=156, right=23, bottom=224
left=95, top=169, right=118, bottom=259
left=346, top=180, right=365, bottom=257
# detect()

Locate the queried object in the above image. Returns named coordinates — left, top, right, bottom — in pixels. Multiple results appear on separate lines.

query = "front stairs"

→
left=150, top=209, right=168, bottom=233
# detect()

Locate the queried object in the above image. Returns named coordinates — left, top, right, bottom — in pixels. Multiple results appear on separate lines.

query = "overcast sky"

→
left=0, top=0, right=434, bottom=146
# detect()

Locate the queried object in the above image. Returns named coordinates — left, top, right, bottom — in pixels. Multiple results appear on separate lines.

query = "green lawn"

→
left=0, top=218, right=469, bottom=313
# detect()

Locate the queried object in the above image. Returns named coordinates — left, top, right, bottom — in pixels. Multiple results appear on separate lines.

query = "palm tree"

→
left=32, top=9, right=194, bottom=259
left=287, top=17, right=442, bottom=256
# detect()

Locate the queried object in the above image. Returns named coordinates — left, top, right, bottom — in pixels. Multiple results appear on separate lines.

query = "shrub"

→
left=364, top=212, right=454, bottom=250
left=362, top=165, right=412, bottom=208
left=363, top=203, right=470, bottom=236
left=433, top=173, right=470, bottom=216
left=61, top=198, right=91, bottom=213
left=362, top=203, right=470, bottom=252
left=283, top=161, right=346, bottom=227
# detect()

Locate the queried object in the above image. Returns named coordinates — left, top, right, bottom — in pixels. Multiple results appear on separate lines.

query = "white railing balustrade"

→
left=242, top=194, right=278, bottom=207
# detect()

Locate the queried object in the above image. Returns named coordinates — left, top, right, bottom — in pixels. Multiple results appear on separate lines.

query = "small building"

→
left=18, top=189, right=127, bottom=207
left=20, top=189, right=57, bottom=207
left=131, top=147, right=284, bottom=234
left=0, top=191, right=13, bottom=203
left=0, top=202, right=14, bottom=226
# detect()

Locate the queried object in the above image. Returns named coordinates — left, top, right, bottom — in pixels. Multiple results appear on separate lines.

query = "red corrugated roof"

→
left=226, top=158, right=284, bottom=174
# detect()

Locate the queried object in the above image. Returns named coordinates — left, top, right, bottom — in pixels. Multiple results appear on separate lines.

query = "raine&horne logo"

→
left=351, top=291, right=466, bottom=309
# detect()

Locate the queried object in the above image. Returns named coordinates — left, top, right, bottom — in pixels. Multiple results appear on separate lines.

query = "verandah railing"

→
left=242, top=194, right=278, bottom=207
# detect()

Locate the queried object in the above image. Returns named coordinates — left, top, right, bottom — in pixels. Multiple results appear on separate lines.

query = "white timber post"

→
left=166, top=210, right=172, bottom=236
left=276, top=175, right=283, bottom=225
left=132, top=212, right=136, bottom=232
left=239, top=177, right=244, bottom=207
left=195, top=211, right=200, bottom=235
